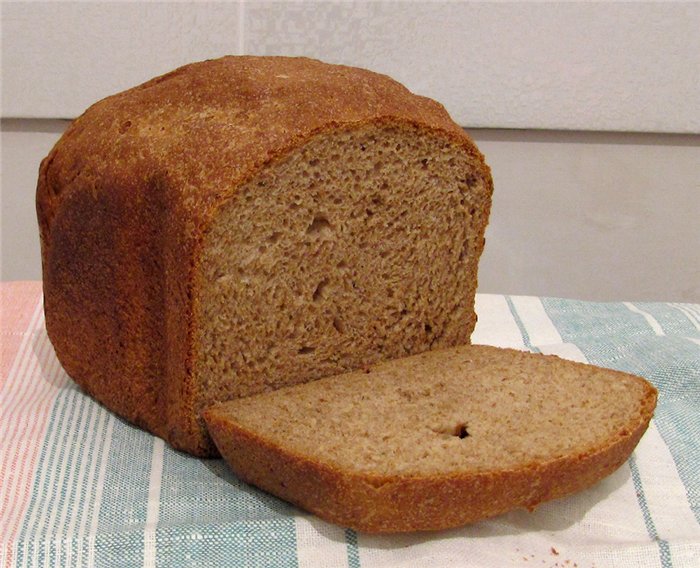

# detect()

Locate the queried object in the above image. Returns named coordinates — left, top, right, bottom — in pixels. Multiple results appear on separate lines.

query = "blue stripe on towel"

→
left=628, top=453, right=673, bottom=568
left=154, top=520, right=298, bottom=568
left=345, top=528, right=361, bottom=568
left=92, top=419, right=154, bottom=566
left=155, top=445, right=298, bottom=567
left=505, top=295, right=541, bottom=353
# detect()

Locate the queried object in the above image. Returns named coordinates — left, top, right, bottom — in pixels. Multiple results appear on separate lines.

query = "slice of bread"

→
left=204, top=344, right=657, bottom=533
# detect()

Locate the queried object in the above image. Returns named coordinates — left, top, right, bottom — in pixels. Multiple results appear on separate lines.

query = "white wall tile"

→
left=474, top=129, right=700, bottom=302
left=244, top=2, right=699, bottom=133
left=3, top=2, right=698, bottom=132
left=2, top=1, right=244, bottom=118
left=1, top=120, right=67, bottom=281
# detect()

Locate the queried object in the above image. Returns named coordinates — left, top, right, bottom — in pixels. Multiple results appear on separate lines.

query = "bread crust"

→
left=36, top=56, right=493, bottom=456
left=204, top=355, right=657, bottom=533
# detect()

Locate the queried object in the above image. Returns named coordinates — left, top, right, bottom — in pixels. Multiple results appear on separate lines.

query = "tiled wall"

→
left=3, top=2, right=699, bottom=132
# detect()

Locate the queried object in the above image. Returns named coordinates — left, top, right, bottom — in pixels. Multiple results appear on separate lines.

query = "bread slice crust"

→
left=205, top=345, right=657, bottom=533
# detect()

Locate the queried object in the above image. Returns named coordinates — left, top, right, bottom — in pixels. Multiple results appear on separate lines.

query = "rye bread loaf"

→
left=36, top=56, right=493, bottom=456
left=204, top=345, right=657, bottom=533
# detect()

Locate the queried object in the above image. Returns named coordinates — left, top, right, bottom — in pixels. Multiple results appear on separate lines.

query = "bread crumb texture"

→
left=194, top=124, right=490, bottom=416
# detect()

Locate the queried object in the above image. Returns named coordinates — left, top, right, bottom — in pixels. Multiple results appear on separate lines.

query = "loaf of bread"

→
left=37, top=56, right=493, bottom=456
left=204, top=344, right=657, bottom=533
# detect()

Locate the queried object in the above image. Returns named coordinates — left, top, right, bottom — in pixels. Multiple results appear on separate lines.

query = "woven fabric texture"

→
left=1, top=283, right=698, bottom=567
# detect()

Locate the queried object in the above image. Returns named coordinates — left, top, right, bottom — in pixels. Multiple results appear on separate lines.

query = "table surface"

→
left=1, top=282, right=699, bottom=568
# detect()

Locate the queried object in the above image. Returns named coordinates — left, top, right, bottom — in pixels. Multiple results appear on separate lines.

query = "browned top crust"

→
left=38, top=56, right=487, bottom=238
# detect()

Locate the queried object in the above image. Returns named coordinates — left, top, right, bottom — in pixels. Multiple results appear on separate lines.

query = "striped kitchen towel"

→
left=1, top=282, right=699, bottom=567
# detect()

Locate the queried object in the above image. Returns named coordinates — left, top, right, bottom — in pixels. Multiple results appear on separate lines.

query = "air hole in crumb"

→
left=298, top=346, right=315, bottom=355
left=371, top=195, right=384, bottom=206
left=455, top=424, right=469, bottom=439
left=307, top=215, right=332, bottom=235
left=332, top=317, right=345, bottom=334
left=268, top=231, right=282, bottom=243
left=309, top=158, right=319, bottom=167
left=119, top=120, right=132, bottom=134
left=424, top=323, right=433, bottom=334
left=312, top=278, right=329, bottom=302
left=421, top=158, right=429, bottom=169
left=337, top=260, right=347, bottom=269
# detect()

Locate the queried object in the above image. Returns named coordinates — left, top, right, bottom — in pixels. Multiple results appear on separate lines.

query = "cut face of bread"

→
left=193, top=124, right=491, bottom=428
left=204, top=345, right=657, bottom=533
